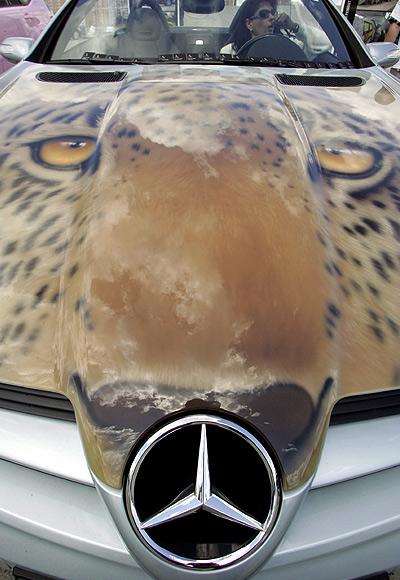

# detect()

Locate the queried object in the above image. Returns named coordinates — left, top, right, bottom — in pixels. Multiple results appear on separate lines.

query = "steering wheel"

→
left=236, top=33, right=307, bottom=60
left=312, top=51, right=341, bottom=64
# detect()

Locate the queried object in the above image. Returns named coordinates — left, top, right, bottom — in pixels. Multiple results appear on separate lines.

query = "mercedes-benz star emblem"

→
left=125, top=415, right=281, bottom=569
left=142, top=424, right=264, bottom=531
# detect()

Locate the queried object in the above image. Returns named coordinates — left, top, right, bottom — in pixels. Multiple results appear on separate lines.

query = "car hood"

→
left=0, top=63, right=399, bottom=488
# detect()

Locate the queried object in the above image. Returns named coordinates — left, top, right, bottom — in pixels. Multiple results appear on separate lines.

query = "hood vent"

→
left=36, top=71, right=127, bottom=83
left=276, top=74, right=363, bottom=87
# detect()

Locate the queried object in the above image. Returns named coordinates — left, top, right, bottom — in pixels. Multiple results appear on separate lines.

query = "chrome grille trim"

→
left=0, top=408, right=92, bottom=486
left=312, top=415, right=400, bottom=488
left=0, top=406, right=399, bottom=489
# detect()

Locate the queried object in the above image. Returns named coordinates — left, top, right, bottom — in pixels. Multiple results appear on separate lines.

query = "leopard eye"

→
left=315, top=144, right=380, bottom=178
left=31, top=137, right=96, bottom=169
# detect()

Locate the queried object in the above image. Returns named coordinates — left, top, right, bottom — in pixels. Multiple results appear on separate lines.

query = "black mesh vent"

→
left=0, top=382, right=75, bottom=422
left=330, top=389, right=400, bottom=425
left=276, top=74, right=363, bottom=87
left=36, top=71, right=127, bottom=83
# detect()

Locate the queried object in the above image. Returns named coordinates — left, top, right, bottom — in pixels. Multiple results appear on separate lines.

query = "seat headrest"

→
left=130, top=0, right=166, bottom=18
left=127, top=7, right=164, bottom=40
left=183, top=0, right=225, bottom=14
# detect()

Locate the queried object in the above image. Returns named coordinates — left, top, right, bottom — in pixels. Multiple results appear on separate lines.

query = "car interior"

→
left=112, top=0, right=232, bottom=58
left=52, top=0, right=347, bottom=64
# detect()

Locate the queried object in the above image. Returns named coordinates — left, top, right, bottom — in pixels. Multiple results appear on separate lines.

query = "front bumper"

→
left=0, top=411, right=399, bottom=580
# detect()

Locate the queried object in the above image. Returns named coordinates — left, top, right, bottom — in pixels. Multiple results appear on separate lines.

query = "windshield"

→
left=50, top=0, right=351, bottom=65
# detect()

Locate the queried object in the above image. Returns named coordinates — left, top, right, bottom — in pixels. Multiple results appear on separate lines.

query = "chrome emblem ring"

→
left=125, top=414, right=281, bottom=569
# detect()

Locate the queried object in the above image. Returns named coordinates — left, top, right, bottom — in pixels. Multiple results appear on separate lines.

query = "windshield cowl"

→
left=48, top=50, right=355, bottom=70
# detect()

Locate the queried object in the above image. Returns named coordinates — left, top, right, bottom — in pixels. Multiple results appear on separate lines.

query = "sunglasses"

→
left=248, top=7, right=277, bottom=20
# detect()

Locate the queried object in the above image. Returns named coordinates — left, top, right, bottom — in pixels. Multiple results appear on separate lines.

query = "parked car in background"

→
left=0, top=0, right=51, bottom=74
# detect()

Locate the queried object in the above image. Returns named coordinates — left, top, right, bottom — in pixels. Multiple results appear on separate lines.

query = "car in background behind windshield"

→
left=0, top=0, right=52, bottom=74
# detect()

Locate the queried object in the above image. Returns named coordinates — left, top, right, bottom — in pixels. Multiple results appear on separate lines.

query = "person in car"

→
left=220, top=0, right=299, bottom=55
left=113, top=0, right=178, bottom=58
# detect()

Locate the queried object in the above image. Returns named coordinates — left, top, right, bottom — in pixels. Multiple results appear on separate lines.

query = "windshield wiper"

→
left=157, top=53, right=354, bottom=69
left=49, top=52, right=354, bottom=69
left=49, top=52, right=153, bottom=65
left=83, top=52, right=154, bottom=64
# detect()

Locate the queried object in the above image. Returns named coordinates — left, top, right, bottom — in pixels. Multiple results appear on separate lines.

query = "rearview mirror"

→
left=367, top=42, right=400, bottom=69
left=0, top=37, right=34, bottom=64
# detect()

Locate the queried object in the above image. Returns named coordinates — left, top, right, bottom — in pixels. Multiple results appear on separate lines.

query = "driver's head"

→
left=245, top=1, right=277, bottom=37
left=227, top=0, right=278, bottom=50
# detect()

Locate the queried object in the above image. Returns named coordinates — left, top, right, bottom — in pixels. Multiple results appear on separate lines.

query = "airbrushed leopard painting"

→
left=0, top=64, right=399, bottom=489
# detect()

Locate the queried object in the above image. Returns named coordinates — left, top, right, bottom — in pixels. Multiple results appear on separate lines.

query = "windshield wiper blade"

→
left=50, top=52, right=153, bottom=65
left=157, top=53, right=354, bottom=69
left=49, top=53, right=354, bottom=69
left=81, top=52, right=152, bottom=64
left=49, top=58, right=146, bottom=65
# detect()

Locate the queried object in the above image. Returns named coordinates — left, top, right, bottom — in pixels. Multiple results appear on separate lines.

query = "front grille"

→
left=0, top=382, right=75, bottom=422
left=330, top=389, right=400, bottom=425
left=1, top=383, right=399, bottom=425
